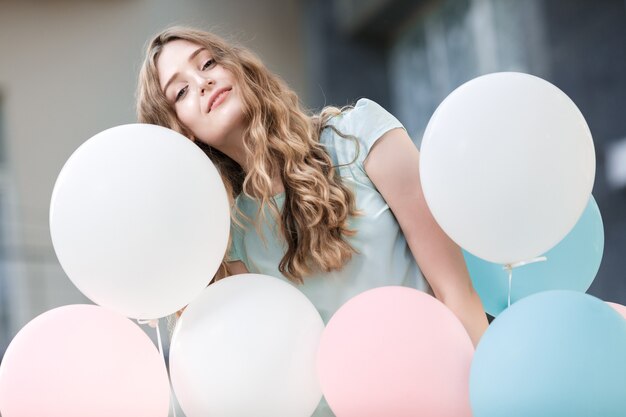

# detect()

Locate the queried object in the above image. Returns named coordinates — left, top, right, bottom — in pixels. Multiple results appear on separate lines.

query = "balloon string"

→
left=156, top=321, right=164, bottom=358
left=137, top=319, right=177, bottom=417
left=506, top=266, right=513, bottom=307
left=502, top=256, right=548, bottom=307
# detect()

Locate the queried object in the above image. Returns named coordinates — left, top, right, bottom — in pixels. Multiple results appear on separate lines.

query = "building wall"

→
left=541, top=0, right=626, bottom=301
left=0, top=0, right=306, bottom=351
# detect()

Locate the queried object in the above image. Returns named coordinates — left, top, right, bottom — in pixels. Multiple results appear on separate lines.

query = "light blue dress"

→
left=228, top=98, right=429, bottom=320
left=227, top=98, right=429, bottom=416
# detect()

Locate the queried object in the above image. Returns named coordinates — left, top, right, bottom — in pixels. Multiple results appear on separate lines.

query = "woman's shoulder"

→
left=318, top=98, right=404, bottom=176
left=325, top=98, right=389, bottom=125
left=350, top=97, right=388, bottom=114
left=324, top=98, right=403, bottom=148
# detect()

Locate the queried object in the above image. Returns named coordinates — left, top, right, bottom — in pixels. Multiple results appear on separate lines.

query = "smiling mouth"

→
left=208, top=88, right=232, bottom=113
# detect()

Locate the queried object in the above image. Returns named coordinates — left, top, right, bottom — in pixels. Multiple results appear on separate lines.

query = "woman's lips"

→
left=209, top=88, right=231, bottom=112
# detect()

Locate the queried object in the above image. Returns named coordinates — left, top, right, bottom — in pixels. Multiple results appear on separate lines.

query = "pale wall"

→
left=0, top=0, right=306, bottom=333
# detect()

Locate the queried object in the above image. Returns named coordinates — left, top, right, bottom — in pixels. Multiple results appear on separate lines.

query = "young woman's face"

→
left=157, top=39, right=245, bottom=150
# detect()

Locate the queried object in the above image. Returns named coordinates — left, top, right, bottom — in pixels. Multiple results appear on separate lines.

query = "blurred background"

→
left=0, top=0, right=625, bottom=374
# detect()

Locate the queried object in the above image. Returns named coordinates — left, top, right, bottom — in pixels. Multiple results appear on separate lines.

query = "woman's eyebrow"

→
left=162, top=47, right=208, bottom=94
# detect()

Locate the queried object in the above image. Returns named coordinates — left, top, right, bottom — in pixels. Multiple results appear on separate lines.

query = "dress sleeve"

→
left=347, top=98, right=405, bottom=163
left=325, top=98, right=405, bottom=179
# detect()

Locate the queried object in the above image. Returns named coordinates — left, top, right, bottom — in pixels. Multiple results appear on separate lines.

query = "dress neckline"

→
left=240, top=191, right=285, bottom=205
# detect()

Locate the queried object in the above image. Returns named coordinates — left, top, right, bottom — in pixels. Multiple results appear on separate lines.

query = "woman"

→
left=136, top=26, right=488, bottom=347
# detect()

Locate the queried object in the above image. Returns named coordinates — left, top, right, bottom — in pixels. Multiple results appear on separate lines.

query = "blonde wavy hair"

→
left=136, top=26, right=360, bottom=283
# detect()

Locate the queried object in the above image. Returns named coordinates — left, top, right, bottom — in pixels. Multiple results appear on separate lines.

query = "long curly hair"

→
left=136, top=26, right=359, bottom=283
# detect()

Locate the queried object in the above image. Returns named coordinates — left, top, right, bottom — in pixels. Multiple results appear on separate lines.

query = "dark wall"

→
left=541, top=0, right=626, bottom=302
left=302, top=0, right=394, bottom=110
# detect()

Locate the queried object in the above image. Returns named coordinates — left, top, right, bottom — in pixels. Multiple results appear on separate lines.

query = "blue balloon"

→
left=470, top=291, right=626, bottom=417
left=464, top=196, right=604, bottom=316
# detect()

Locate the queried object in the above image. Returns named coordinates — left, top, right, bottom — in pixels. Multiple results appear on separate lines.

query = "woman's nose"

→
left=199, top=79, right=215, bottom=95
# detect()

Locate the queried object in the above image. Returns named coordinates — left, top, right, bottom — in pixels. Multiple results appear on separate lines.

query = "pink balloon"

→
left=0, top=305, right=170, bottom=417
left=607, top=302, right=626, bottom=319
left=317, top=287, right=474, bottom=417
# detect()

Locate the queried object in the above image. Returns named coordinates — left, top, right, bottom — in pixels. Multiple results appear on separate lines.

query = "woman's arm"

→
left=364, top=128, right=488, bottom=347
left=226, top=260, right=250, bottom=275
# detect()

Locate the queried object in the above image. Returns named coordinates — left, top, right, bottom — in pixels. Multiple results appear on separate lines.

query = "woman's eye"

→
left=202, top=59, right=215, bottom=70
left=175, top=86, right=188, bottom=102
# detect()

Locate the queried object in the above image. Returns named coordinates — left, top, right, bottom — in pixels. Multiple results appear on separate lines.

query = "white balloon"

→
left=170, top=274, right=324, bottom=417
left=420, top=72, right=595, bottom=264
left=50, top=124, right=230, bottom=319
